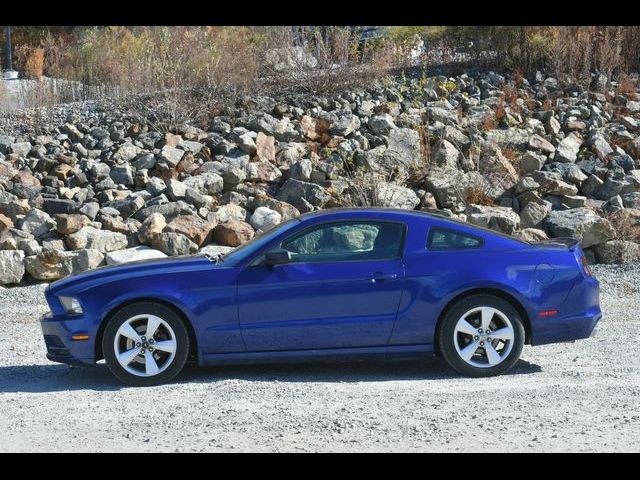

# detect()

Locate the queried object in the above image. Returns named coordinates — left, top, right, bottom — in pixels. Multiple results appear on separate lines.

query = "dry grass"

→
left=617, top=74, right=638, bottom=98
left=15, top=46, right=45, bottom=79
left=480, top=115, right=498, bottom=131
left=465, top=185, right=495, bottom=206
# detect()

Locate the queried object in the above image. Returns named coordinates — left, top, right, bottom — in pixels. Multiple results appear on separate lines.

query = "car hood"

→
left=46, top=254, right=216, bottom=296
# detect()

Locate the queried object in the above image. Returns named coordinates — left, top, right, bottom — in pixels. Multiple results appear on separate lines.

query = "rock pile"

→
left=1, top=69, right=640, bottom=285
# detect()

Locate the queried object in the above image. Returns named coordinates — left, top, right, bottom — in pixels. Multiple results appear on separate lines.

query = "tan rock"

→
left=164, top=214, right=215, bottom=247
left=212, top=220, right=254, bottom=247
left=255, top=132, right=276, bottom=162
left=55, top=214, right=89, bottom=235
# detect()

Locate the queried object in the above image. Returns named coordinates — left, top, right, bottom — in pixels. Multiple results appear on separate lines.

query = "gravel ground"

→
left=0, top=264, right=639, bottom=452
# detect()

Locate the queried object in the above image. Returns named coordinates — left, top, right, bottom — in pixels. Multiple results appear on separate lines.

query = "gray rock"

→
left=431, top=139, right=461, bottom=170
left=113, top=142, right=139, bottom=162
left=484, top=128, right=529, bottom=148
left=10, top=142, right=32, bottom=158
left=110, top=165, right=134, bottom=186
left=520, top=151, right=547, bottom=174
left=520, top=201, right=551, bottom=228
left=249, top=207, right=282, bottom=232
left=166, top=179, right=188, bottom=201
left=542, top=208, right=616, bottom=248
left=66, top=226, right=128, bottom=253
left=375, top=182, right=420, bottom=210
left=24, top=248, right=104, bottom=281
left=135, top=201, right=195, bottom=223
left=19, top=209, right=56, bottom=239
left=277, top=178, right=331, bottom=209
left=289, top=159, right=313, bottom=181
left=245, top=161, right=281, bottom=183
left=554, top=133, right=583, bottom=163
left=213, top=204, right=247, bottom=224
left=383, top=127, right=422, bottom=169
left=152, top=232, right=198, bottom=256
left=592, top=241, right=640, bottom=264
left=104, top=246, right=168, bottom=265
left=159, top=146, right=185, bottom=167
left=328, top=112, right=361, bottom=136
left=0, top=250, right=25, bottom=285
left=622, top=192, right=640, bottom=209
left=514, top=228, right=549, bottom=242
left=182, top=172, right=224, bottom=196
left=528, top=134, right=555, bottom=154
left=369, top=114, right=396, bottom=135
left=465, top=204, right=520, bottom=234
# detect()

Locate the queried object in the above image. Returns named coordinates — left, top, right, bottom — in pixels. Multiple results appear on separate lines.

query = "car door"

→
left=236, top=220, right=407, bottom=351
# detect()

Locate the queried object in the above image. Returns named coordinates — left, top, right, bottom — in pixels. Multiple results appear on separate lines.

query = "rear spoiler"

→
left=531, top=237, right=580, bottom=251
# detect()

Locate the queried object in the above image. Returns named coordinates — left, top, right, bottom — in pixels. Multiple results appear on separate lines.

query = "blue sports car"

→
left=40, top=208, right=601, bottom=386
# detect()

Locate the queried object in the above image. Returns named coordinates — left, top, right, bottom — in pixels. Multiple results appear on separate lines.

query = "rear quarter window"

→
left=427, top=228, right=483, bottom=250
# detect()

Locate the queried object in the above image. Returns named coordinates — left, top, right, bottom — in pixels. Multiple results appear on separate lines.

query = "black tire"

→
left=438, top=294, right=525, bottom=377
left=102, top=302, right=190, bottom=386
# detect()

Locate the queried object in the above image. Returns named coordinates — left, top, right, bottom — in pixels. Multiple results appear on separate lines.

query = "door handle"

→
left=369, top=272, right=398, bottom=283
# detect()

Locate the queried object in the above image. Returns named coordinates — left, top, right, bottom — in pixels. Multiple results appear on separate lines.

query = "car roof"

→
left=297, top=208, right=528, bottom=244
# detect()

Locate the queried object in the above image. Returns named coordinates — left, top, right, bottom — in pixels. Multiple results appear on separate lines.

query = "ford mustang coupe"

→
left=40, top=208, right=601, bottom=386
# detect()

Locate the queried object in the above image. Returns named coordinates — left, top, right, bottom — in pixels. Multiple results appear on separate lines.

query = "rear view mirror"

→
left=264, top=249, right=292, bottom=266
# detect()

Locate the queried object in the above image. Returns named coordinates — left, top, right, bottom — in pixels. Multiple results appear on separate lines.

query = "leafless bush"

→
left=339, top=168, right=412, bottom=208
left=258, top=27, right=395, bottom=95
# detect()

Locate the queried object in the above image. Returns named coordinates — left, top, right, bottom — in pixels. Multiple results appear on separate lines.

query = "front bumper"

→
left=40, top=313, right=97, bottom=365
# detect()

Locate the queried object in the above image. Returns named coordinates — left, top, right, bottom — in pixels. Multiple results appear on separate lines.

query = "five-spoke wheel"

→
left=103, top=302, right=189, bottom=386
left=439, top=295, right=525, bottom=377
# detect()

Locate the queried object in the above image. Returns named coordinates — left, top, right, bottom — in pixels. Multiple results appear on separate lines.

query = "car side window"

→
left=427, top=228, right=482, bottom=250
left=281, top=221, right=405, bottom=263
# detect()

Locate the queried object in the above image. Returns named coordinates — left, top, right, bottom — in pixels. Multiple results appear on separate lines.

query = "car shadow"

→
left=0, top=357, right=542, bottom=393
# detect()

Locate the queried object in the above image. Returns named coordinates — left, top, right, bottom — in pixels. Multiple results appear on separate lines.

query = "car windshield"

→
left=217, top=217, right=301, bottom=266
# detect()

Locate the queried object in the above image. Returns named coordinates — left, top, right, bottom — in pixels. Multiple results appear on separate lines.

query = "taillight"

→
left=581, top=255, right=592, bottom=277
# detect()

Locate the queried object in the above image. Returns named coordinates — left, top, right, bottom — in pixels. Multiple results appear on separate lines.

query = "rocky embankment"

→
left=1, top=70, right=640, bottom=285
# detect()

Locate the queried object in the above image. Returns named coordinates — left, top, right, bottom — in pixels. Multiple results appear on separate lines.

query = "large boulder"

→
left=138, top=212, right=167, bottom=244
left=249, top=207, right=282, bottom=232
left=152, top=232, right=198, bottom=256
left=554, top=133, right=583, bottom=163
left=18, top=209, right=56, bottom=239
left=24, top=249, right=104, bottom=281
left=164, top=215, right=215, bottom=247
left=477, top=143, right=519, bottom=198
left=55, top=214, right=89, bottom=235
left=245, top=161, right=282, bottom=183
left=212, top=220, right=255, bottom=247
left=375, top=182, right=420, bottom=210
left=592, top=241, right=640, bottom=264
left=465, top=204, right=520, bottom=234
left=276, top=178, right=331, bottom=210
left=105, top=246, right=167, bottom=265
left=514, top=228, right=549, bottom=243
left=519, top=201, right=551, bottom=229
left=0, top=250, right=25, bottom=285
left=66, top=226, right=128, bottom=253
left=430, top=139, right=461, bottom=170
left=383, top=127, right=422, bottom=169
left=542, top=208, right=616, bottom=248
left=425, top=168, right=489, bottom=213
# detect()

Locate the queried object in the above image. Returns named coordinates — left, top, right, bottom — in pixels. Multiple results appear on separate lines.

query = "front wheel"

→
left=102, top=302, right=189, bottom=386
left=438, top=294, right=525, bottom=377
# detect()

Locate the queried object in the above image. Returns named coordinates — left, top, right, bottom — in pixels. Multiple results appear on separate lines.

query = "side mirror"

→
left=264, top=249, right=292, bottom=266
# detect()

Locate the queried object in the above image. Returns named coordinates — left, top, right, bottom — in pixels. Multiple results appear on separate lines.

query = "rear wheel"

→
left=102, top=302, right=189, bottom=386
left=438, top=294, right=525, bottom=377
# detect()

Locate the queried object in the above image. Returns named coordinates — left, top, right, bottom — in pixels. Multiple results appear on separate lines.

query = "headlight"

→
left=59, top=296, right=84, bottom=314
